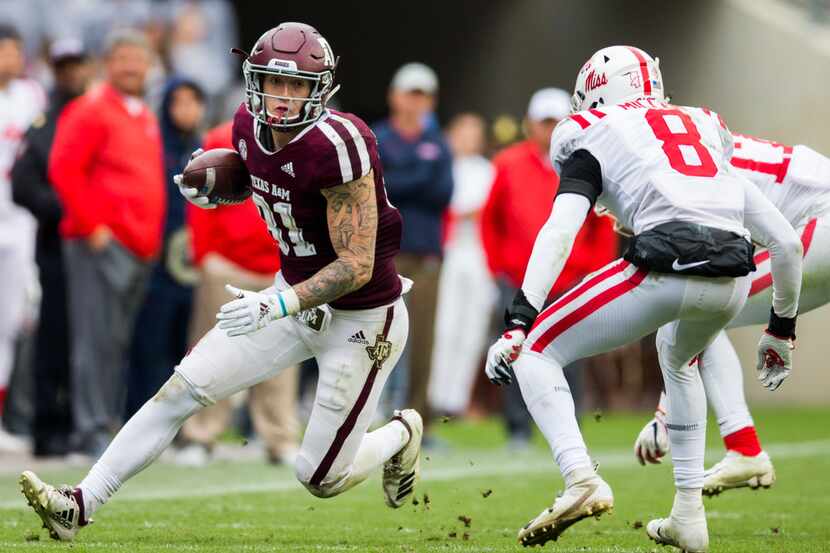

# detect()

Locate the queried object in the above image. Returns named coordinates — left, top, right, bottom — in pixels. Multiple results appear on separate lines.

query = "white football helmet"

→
left=571, top=45, right=664, bottom=113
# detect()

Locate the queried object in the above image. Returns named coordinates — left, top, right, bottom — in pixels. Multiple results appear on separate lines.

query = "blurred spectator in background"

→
left=429, top=113, right=497, bottom=417
left=50, top=29, right=165, bottom=457
left=373, top=63, right=453, bottom=435
left=125, top=77, right=205, bottom=419
left=166, top=0, right=238, bottom=122
left=480, top=88, right=618, bottom=449
left=177, top=121, right=299, bottom=467
left=11, top=38, right=92, bottom=457
left=0, top=24, right=45, bottom=451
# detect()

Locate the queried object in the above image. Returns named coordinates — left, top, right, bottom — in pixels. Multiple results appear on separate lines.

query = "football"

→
left=182, top=148, right=252, bottom=205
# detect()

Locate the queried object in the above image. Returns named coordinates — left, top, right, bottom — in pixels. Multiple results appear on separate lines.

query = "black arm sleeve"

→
left=556, top=149, right=603, bottom=205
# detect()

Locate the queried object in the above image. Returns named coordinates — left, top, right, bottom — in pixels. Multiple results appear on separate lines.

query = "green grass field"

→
left=0, top=407, right=828, bottom=552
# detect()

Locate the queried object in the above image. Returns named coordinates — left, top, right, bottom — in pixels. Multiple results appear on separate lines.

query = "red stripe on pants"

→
left=530, top=260, right=631, bottom=333
left=309, top=305, right=395, bottom=487
left=749, top=217, right=817, bottom=297
left=530, top=267, right=649, bottom=353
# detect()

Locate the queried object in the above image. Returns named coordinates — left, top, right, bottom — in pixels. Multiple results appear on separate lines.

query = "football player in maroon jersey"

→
left=20, top=23, right=422, bottom=541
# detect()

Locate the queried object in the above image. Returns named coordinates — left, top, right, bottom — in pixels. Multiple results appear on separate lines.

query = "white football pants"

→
left=515, top=259, right=749, bottom=489
left=78, top=273, right=411, bottom=513
left=429, top=240, right=497, bottom=415
left=0, top=211, right=35, bottom=398
left=698, top=215, right=830, bottom=437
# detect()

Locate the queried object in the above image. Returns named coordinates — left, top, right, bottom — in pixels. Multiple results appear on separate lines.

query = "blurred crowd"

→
left=0, top=4, right=661, bottom=466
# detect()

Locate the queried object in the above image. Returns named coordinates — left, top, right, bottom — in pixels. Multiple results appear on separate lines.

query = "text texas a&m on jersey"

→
left=232, top=106, right=402, bottom=310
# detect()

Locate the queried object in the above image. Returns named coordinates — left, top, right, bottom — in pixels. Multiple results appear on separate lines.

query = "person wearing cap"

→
left=49, top=28, right=165, bottom=457
left=372, top=63, right=453, bottom=433
left=480, top=88, right=618, bottom=449
left=10, top=38, right=93, bottom=457
left=0, top=23, right=46, bottom=452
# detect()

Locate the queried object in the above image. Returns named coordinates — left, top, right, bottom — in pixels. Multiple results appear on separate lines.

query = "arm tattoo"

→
left=293, top=171, right=378, bottom=309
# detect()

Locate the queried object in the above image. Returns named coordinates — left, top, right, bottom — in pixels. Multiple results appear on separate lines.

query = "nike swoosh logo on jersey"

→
left=671, top=259, right=711, bottom=271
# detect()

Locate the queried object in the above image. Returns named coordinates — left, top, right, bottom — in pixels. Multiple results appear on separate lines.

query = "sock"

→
left=723, top=426, right=762, bottom=457
left=77, top=462, right=121, bottom=521
left=331, top=420, right=410, bottom=495
left=0, top=387, right=6, bottom=416
left=77, top=374, right=202, bottom=517
left=672, top=487, right=704, bottom=519
left=513, top=354, right=592, bottom=477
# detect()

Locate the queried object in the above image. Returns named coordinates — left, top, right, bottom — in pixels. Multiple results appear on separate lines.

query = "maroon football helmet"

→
left=234, top=22, right=338, bottom=130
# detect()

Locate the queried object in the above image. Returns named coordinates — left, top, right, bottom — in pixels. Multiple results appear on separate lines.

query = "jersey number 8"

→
left=645, top=109, right=718, bottom=178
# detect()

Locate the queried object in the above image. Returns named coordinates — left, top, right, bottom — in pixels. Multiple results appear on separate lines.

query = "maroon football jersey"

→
left=231, top=105, right=402, bottom=309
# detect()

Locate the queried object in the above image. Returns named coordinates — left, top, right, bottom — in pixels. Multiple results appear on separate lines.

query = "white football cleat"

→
left=517, top=468, right=614, bottom=547
left=703, top=450, right=775, bottom=497
left=383, top=409, right=422, bottom=508
left=647, top=509, right=708, bottom=552
left=19, top=470, right=90, bottom=541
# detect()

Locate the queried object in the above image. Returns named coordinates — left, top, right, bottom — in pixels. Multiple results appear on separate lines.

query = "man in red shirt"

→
left=49, top=29, right=165, bottom=457
left=480, top=88, right=617, bottom=447
left=177, top=121, right=299, bottom=466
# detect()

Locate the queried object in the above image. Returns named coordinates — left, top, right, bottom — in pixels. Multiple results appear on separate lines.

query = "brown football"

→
left=182, top=148, right=251, bottom=205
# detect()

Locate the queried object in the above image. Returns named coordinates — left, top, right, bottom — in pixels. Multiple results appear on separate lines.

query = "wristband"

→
left=767, top=307, right=796, bottom=340
left=277, top=288, right=301, bottom=318
left=504, top=290, right=539, bottom=334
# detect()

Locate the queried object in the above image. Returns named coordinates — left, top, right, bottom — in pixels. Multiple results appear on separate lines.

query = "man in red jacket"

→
left=480, top=88, right=618, bottom=448
left=49, top=29, right=165, bottom=457
left=177, top=121, right=299, bottom=466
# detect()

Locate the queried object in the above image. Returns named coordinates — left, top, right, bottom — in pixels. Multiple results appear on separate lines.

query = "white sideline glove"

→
left=485, top=330, right=525, bottom=386
left=216, top=285, right=300, bottom=337
left=756, top=331, right=793, bottom=391
left=175, top=148, right=217, bottom=209
left=633, top=410, right=669, bottom=465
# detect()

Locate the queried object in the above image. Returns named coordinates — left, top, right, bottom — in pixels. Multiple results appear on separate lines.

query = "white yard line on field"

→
left=0, top=439, right=827, bottom=510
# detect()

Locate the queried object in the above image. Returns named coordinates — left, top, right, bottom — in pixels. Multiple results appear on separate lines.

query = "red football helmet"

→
left=234, top=22, right=338, bottom=130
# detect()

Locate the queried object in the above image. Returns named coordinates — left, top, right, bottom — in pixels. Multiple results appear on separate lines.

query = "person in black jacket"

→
left=11, top=39, right=92, bottom=457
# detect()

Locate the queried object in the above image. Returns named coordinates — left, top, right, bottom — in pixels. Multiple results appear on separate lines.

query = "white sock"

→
left=336, top=420, right=409, bottom=493
left=514, top=354, right=592, bottom=477
left=658, top=337, right=707, bottom=490
left=78, top=374, right=203, bottom=516
left=672, top=487, right=704, bottom=520
left=698, top=331, right=754, bottom=437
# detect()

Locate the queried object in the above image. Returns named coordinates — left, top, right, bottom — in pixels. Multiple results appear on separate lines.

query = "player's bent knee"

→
left=294, top=454, right=348, bottom=499
left=150, top=373, right=204, bottom=419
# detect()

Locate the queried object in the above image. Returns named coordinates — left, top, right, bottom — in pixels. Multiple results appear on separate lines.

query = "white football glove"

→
left=485, top=330, right=525, bottom=386
left=216, top=285, right=300, bottom=337
left=176, top=148, right=217, bottom=209
left=756, top=331, right=793, bottom=391
left=633, top=410, right=669, bottom=465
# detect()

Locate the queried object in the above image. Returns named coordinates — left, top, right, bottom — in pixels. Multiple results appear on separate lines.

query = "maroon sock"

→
left=723, top=426, right=762, bottom=457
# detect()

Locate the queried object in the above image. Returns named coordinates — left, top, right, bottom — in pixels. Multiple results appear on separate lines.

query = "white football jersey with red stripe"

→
left=550, top=97, right=748, bottom=238
left=730, top=134, right=830, bottom=229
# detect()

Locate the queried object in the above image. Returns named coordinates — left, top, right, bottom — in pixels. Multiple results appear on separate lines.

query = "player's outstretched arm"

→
left=293, top=171, right=378, bottom=309
left=742, top=179, right=802, bottom=390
